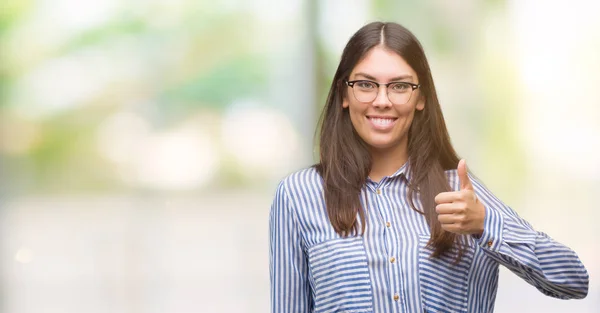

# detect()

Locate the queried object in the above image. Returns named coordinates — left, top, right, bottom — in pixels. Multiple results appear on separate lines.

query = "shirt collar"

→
left=367, top=160, right=411, bottom=183
left=391, top=160, right=410, bottom=181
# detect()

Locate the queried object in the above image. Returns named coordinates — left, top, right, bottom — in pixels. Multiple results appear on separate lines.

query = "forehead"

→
left=350, top=46, right=416, bottom=81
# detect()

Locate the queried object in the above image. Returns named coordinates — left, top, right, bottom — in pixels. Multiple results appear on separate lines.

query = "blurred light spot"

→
left=97, top=111, right=219, bottom=190
left=40, top=0, right=117, bottom=33
left=222, top=103, right=299, bottom=176
left=15, top=247, right=34, bottom=264
left=0, top=117, right=42, bottom=155
left=11, top=41, right=150, bottom=119
left=248, top=0, right=303, bottom=24
left=96, top=111, right=151, bottom=165
left=13, top=54, right=108, bottom=118
left=131, top=125, right=219, bottom=190
left=511, top=0, right=600, bottom=181
left=143, top=0, right=189, bottom=30
left=319, top=0, right=369, bottom=55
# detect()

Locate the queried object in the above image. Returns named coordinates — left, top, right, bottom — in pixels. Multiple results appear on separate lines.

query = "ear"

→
left=416, top=96, right=425, bottom=111
left=342, top=98, right=349, bottom=108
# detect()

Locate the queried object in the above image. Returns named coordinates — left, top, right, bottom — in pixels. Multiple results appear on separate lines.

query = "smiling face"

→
left=343, top=46, right=425, bottom=155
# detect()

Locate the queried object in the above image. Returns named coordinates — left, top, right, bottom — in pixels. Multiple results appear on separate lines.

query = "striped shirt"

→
left=269, top=163, right=589, bottom=313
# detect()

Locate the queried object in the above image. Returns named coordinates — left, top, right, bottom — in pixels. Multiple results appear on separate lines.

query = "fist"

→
left=434, top=159, right=485, bottom=236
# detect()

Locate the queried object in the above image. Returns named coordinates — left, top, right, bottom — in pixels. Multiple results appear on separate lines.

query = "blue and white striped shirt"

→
left=269, top=163, right=588, bottom=313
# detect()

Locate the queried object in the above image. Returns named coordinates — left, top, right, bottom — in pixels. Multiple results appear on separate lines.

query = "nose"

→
left=372, top=86, right=392, bottom=108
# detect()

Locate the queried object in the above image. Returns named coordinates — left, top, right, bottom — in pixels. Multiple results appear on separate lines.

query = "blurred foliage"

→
left=0, top=0, right=528, bottom=196
left=0, top=0, right=31, bottom=34
left=29, top=108, right=116, bottom=192
left=0, top=0, right=31, bottom=109
left=61, top=14, right=148, bottom=52
left=0, top=3, right=269, bottom=192
left=162, top=55, right=267, bottom=110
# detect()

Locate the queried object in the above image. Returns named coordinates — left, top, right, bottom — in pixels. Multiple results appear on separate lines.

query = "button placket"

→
left=370, top=180, right=405, bottom=308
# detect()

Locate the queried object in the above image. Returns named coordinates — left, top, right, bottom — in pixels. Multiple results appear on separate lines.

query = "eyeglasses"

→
left=345, top=80, right=420, bottom=105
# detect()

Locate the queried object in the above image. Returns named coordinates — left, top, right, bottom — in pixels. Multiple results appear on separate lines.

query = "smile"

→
left=367, top=116, right=398, bottom=130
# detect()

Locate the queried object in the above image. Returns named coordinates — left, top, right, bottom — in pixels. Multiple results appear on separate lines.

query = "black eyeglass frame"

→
left=344, top=79, right=421, bottom=104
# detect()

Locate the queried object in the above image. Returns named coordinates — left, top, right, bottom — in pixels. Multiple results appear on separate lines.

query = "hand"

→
left=434, top=159, right=485, bottom=236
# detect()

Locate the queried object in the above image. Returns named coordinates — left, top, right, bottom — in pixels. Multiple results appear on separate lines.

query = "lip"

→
left=366, top=115, right=398, bottom=131
left=367, top=115, right=398, bottom=119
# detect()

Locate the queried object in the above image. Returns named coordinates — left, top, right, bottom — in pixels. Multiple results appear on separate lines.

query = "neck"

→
left=369, top=143, right=408, bottom=182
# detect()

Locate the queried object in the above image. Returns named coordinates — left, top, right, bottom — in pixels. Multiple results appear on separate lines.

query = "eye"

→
left=356, top=81, right=376, bottom=89
left=390, top=83, right=410, bottom=92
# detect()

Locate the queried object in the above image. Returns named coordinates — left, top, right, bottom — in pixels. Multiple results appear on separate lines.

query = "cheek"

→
left=347, top=102, right=367, bottom=120
left=348, top=108, right=363, bottom=130
left=392, top=106, right=419, bottom=131
left=394, top=103, right=418, bottom=118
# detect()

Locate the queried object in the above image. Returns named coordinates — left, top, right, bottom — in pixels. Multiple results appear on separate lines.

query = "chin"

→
left=361, top=133, right=405, bottom=151
left=365, top=140, right=397, bottom=151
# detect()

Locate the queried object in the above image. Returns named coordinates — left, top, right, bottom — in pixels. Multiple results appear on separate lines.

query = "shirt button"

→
left=376, top=189, right=381, bottom=195
left=487, top=240, right=493, bottom=247
left=386, top=222, right=391, bottom=228
left=393, top=293, right=399, bottom=301
left=390, top=256, right=396, bottom=263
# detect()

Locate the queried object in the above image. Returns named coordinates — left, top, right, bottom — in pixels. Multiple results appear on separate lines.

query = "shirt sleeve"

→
left=469, top=175, right=589, bottom=299
left=269, top=180, right=312, bottom=313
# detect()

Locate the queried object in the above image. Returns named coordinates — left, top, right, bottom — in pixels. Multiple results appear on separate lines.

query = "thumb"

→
left=458, top=159, right=473, bottom=190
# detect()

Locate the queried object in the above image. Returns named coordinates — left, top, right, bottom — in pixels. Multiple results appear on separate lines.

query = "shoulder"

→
left=277, top=166, right=323, bottom=194
left=271, top=166, right=324, bottom=215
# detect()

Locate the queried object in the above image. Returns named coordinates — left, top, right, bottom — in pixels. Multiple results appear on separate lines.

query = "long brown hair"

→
left=315, top=22, right=462, bottom=258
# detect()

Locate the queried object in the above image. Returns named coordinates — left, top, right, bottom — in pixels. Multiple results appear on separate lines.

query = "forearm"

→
left=476, top=207, right=589, bottom=299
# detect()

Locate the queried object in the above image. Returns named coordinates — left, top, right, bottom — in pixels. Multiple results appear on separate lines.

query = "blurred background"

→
left=0, top=0, right=598, bottom=312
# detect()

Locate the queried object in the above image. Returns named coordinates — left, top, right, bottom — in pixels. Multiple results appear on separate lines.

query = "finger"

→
left=458, top=159, right=474, bottom=191
left=435, top=203, right=465, bottom=215
left=434, top=191, right=471, bottom=204
left=440, top=223, right=463, bottom=234
left=434, top=191, right=463, bottom=204
left=437, top=213, right=463, bottom=224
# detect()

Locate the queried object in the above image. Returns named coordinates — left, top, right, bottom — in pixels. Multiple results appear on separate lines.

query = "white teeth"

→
left=370, top=118, right=395, bottom=126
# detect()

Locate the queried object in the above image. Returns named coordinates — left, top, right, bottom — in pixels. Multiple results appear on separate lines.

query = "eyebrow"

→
left=354, top=72, right=414, bottom=82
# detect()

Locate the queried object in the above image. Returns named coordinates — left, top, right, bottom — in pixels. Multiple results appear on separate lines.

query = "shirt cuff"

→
left=474, top=205, right=504, bottom=252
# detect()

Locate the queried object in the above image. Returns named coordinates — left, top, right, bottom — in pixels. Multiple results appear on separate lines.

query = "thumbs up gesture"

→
left=434, top=159, right=485, bottom=236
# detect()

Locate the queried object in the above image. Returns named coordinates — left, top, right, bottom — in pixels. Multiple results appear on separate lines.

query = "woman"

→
left=269, top=22, right=588, bottom=313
